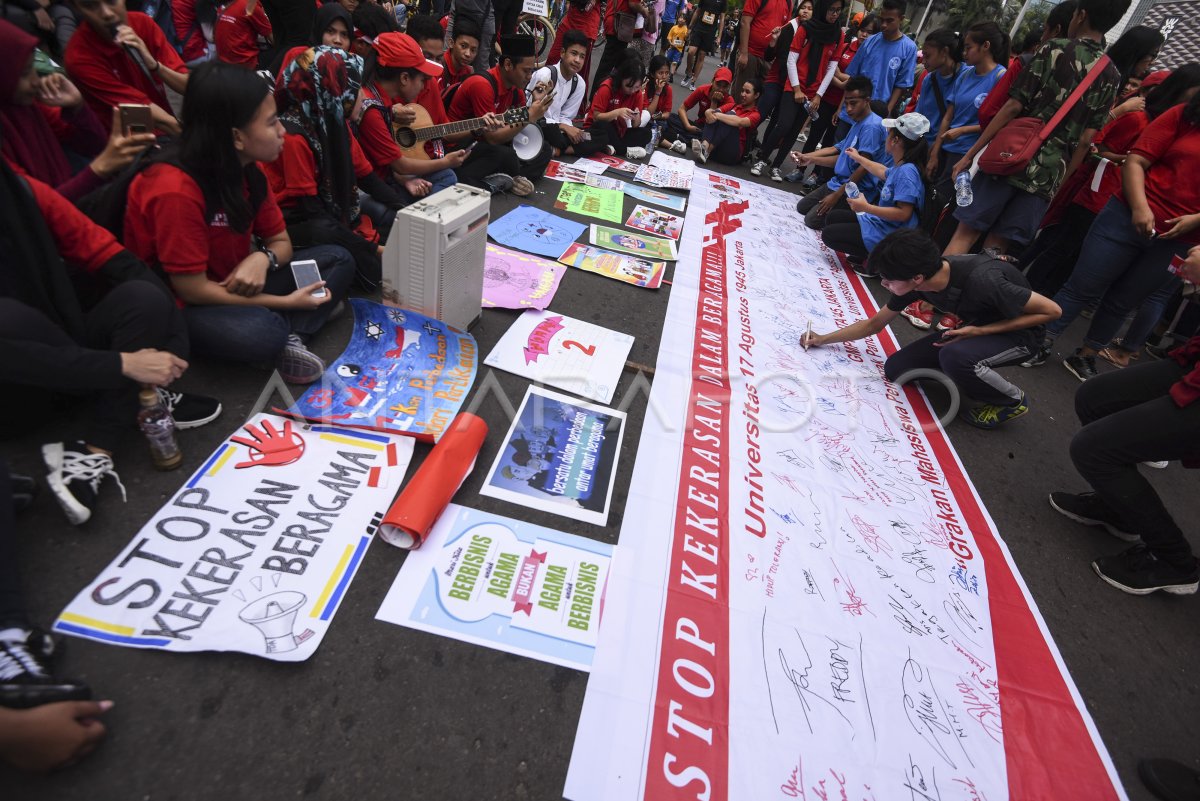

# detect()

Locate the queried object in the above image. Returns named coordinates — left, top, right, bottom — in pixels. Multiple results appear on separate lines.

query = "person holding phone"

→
left=0, top=20, right=155, bottom=203
left=586, top=55, right=652, bottom=158
left=122, top=61, right=354, bottom=386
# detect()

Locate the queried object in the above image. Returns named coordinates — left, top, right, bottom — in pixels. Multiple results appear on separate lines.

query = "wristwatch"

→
left=260, top=245, right=280, bottom=272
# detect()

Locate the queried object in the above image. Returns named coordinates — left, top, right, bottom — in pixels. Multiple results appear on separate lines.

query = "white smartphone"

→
left=290, top=259, right=327, bottom=298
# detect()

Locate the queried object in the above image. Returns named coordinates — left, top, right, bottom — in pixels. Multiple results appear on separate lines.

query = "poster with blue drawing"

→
left=480, top=386, right=626, bottom=527
left=375, top=504, right=614, bottom=671
left=287, top=299, right=478, bottom=442
left=489, top=205, right=588, bottom=259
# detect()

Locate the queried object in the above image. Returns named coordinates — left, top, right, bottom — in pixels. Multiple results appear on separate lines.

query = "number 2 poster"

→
left=483, top=309, right=634, bottom=404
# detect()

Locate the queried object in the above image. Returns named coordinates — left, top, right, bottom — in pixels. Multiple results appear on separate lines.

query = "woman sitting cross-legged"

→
left=690, top=78, right=763, bottom=165
left=122, top=60, right=355, bottom=385
left=821, top=111, right=928, bottom=275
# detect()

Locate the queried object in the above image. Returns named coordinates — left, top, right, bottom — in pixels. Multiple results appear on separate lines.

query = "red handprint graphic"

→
left=232, top=420, right=307, bottom=468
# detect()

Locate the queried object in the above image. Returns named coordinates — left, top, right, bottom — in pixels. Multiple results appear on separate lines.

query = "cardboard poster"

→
left=620, top=182, right=688, bottom=212
left=375, top=504, right=614, bottom=671
left=585, top=153, right=640, bottom=176
left=483, top=309, right=634, bottom=403
left=54, top=414, right=414, bottom=662
left=287, top=299, right=477, bottom=442
left=480, top=386, right=625, bottom=527
left=559, top=243, right=665, bottom=289
left=625, top=204, right=684, bottom=239
left=490, top=205, right=587, bottom=259
left=555, top=182, right=625, bottom=223
left=484, top=244, right=566, bottom=310
left=589, top=224, right=678, bottom=261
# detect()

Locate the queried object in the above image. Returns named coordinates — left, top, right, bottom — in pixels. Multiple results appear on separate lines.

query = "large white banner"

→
left=565, top=175, right=1127, bottom=800
left=55, top=414, right=413, bottom=662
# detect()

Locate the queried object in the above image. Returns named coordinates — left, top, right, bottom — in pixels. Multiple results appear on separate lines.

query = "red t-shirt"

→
left=25, top=174, right=123, bottom=271
left=447, top=66, right=523, bottom=120
left=719, top=99, right=762, bottom=154
left=442, top=52, right=472, bottom=91
left=563, top=0, right=602, bottom=39
left=263, top=131, right=378, bottom=241
left=978, top=55, right=1024, bottom=130
left=215, top=0, right=273, bottom=69
left=682, top=83, right=727, bottom=122
left=822, top=37, right=859, bottom=107
left=587, top=78, right=644, bottom=133
left=603, top=0, right=632, bottom=36
left=647, top=85, right=673, bottom=117
left=358, top=82, right=404, bottom=178
left=1074, top=110, right=1147, bottom=215
left=124, top=163, right=286, bottom=284
left=742, top=0, right=789, bottom=58
left=1127, top=104, right=1200, bottom=244
left=172, top=0, right=208, bottom=62
left=64, top=12, right=188, bottom=124
left=786, top=27, right=843, bottom=94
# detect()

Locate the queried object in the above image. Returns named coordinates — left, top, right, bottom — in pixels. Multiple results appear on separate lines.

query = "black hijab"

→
left=312, top=3, right=354, bottom=46
left=802, top=0, right=843, bottom=81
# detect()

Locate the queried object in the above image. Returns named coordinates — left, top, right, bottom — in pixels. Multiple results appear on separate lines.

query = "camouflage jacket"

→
left=1006, top=37, right=1120, bottom=199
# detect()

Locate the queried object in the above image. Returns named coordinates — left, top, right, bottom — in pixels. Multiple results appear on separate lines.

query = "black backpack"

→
left=75, top=149, right=167, bottom=238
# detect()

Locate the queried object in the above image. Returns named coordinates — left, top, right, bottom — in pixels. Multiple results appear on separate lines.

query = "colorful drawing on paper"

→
left=54, top=414, right=413, bottom=662
left=585, top=153, right=639, bottom=175
left=588, top=224, right=678, bottom=261
left=584, top=174, right=626, bottom=191
left=480, top=386, right=625, bottom=527
left=545, top=160, right=594, bottom=183
left=559, top=243, right=665, bottom=289
left=490, top=205, right=588, bottom=259
left=625, top=204, right=684, bottom=239
left=375, top=504, right=614, bottom=671
left=483, top=309, right=634, bottom=403
left=620, top=182, right=687, bottom=212
left=483, top=244, right=566, bottom=310
left=633, top=164, right=692, bottom=190
left=555, top=182, right=625, bottom=223
left=286, top=299, right=477, bottom=442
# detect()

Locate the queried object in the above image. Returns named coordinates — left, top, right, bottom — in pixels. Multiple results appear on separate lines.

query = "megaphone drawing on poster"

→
left=239, top=590, right=314, bottom=654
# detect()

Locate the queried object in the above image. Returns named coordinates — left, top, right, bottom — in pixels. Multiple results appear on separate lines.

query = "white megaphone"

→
left=239, top=591, right=306, bottom=654
left=512, top=124, right=544, bottom=161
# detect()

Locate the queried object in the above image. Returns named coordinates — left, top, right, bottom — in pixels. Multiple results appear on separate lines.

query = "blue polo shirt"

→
left=912, top=66, right=966, bottom=144
left=859, top=161, right=924, bottom=250
left=940, top=63, right=1006, bottom=154
left=828, top=111, right=887, bottom=196
left=662, top=0, right=682, bottom=24
left=840, top=32, right=918, bottom=122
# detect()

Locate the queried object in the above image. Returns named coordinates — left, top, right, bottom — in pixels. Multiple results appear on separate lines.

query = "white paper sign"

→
left=55, top=415, right=414, bottom=661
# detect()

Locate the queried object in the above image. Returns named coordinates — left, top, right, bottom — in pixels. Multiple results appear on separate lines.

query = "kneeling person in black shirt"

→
left=802, top=229, right=1061, bottom=429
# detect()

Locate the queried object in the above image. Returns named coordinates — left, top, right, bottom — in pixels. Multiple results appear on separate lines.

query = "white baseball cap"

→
left=882, top=112, right=931, bottom=140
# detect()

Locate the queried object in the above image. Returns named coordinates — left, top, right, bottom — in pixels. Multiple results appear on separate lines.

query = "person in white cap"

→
left=820, top=110, right=930, bottom=274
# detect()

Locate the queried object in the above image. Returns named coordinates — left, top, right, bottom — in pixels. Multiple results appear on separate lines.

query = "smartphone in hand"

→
left=118, top=103, right=152, bottom=135
left=290, top=259, right=327, bottom=298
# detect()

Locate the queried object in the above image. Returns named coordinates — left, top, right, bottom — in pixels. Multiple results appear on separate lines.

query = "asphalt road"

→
left=4, top=49, right=1198, bottom=801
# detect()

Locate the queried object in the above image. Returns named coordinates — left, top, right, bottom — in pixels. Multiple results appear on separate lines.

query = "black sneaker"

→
left=1092, top=544, right=1200, bottom=596
left=1138, top=758, right=1200, bottom=800
left=1020, top=346, right=1050, bottom=368
left=42, top=441, right=126, bottom=526
left=1063, top=350, right=1099, bottom=381
left=0, top=631, right=91, bottom=709
left=1048, top=492, right=1139, bottom=542
left=482, top=172, right=514, bottom=194
left=156, top=388, right=222, bottom=430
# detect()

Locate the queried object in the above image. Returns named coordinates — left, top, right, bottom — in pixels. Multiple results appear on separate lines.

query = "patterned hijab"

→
left=275, top=45, right=364, bottom=225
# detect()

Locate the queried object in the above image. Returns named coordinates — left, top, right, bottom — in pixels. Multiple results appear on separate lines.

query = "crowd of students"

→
left=1, top=0, right=1198, bottom=786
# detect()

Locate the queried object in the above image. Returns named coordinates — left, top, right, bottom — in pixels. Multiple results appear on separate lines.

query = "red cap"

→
left=714, top=66, right=733, bottom=84
left=1140, top=69, right=1170, bottom=91
left=375, top=32, right=443, bottom=77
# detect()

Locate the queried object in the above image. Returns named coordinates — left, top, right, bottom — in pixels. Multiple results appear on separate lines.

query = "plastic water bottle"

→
left=803, top=100, right=820, bottom=121
left=137, top=389, right=182, bottom=471
left=845, top=181, right=861, bottom=199
left=955, top=171, right=974, bottom=207
left=648, top=121, right=662, bottom=151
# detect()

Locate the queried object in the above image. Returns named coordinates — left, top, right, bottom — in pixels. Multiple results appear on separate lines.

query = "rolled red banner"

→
left=379, top=413, right=488, bottom=549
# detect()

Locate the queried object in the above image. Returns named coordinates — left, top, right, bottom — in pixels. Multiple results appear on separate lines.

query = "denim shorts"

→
left=953, top=173, right=1049, bottom=245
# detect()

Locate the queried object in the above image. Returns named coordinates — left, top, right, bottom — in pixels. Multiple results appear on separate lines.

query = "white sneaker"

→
left=1142, top=461, right=1169, bottom=469
left=749, top=160, right=767, bottom=176
left=277, top=334, right=326, bottom=384
left=696, top=141, right=709, bottom=164
left=671, top=140, right=687, bottom=154
left=691, top=138, right=704, bottom=160
left=625, top=146, right=648, bottom=159
left=770, top=167, right=783, bottom=182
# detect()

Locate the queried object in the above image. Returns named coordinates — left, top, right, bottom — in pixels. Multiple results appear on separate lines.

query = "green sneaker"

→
left=963, top=394, right=1028, bottom=429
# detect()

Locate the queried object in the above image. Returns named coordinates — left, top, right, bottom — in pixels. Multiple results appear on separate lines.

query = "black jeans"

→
left=760, top=95, right=810, bottom=170
left=1071, top=357, right=1200, bottom=566
left=796, top=184, right=849, bottom=230
left=1022, top=203, right=1097, bottom=296
left=820, top=209, right=868, bottom=260
left=588, top=119, right=653, bottom=156
left=542, top=123, right=610, bottom=157
left=699, top=120, right=743, bottom=164
left=591, top=36, right=629, bottom=99
left=0, top=281, right=187, bottom=453
left=456, top=141, right=552, bottom=187
left=0, top=461, right=25, bottom=627
left=884, top=330, right=1032, bottom=406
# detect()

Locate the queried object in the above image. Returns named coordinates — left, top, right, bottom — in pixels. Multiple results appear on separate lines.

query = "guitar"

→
left=393, top=105, right=531, bottom=160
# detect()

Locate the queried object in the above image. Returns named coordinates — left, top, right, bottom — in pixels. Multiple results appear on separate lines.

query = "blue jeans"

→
left=754, top=81, right=783, bottom=147
left=402, top=167, right=457, bottom=202
left=1046, top=198, right=1189, bottom=351
left=183, top=245, right=355, bottom=364
left=701, top=121, right=743, bottom=164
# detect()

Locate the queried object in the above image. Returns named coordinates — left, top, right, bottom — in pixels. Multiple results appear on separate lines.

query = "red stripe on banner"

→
left=367, top=466, right=381, bottom=488
left=643, top=196, right=750, bottom=801
left=839, top=263, right=1119, bottom=799
left=387, top=442, right=398, bottom=466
